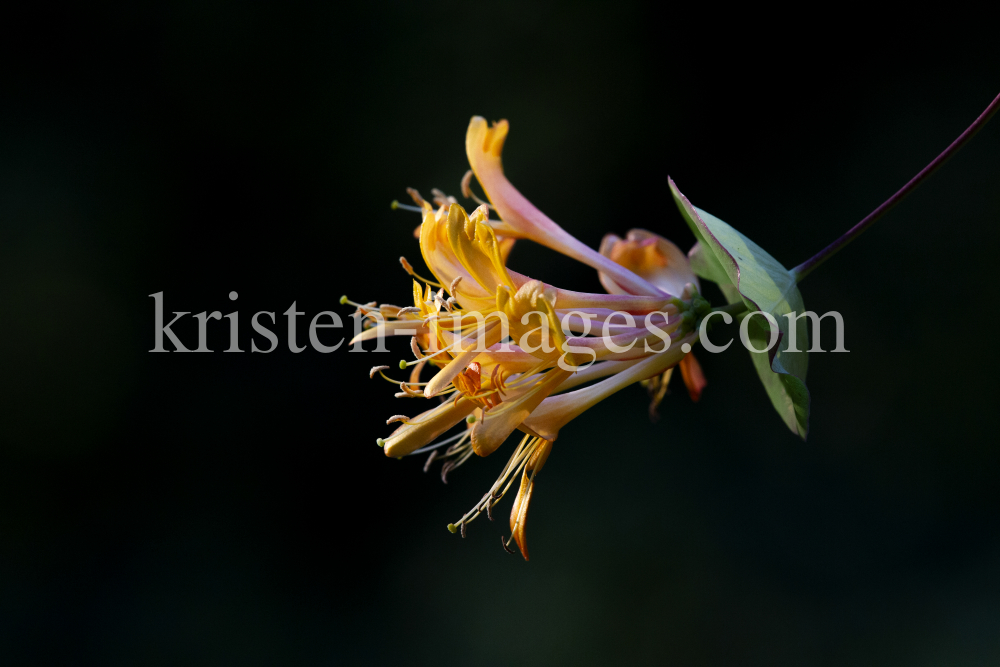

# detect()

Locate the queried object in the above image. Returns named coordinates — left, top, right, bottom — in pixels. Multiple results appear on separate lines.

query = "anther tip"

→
left=339, top=295, right=348, bottom=305
left=390, top=200, right=399, bottom=210
left=398, top=359, right=408, bottom=370
left=447, top=523, right=458, bottom=534
left=376, top=438, right=385, bottom=447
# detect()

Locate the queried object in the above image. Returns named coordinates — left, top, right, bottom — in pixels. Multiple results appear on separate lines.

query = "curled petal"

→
left=599, top=229, right=699, bottom=299
left=419, top=200, right=515, bottom=312
left=509, top=439, right=552, bottom=561
left=496, top=280, right=571, bottom=365
left=470, top=368, right=571, bottom=457
left=509, top=472, right=533, bottom=559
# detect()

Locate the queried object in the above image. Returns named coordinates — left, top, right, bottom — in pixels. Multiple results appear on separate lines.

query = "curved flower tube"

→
left=522, top=330, right=698, bottom=440
left=466, top=117, right=668, bottom=297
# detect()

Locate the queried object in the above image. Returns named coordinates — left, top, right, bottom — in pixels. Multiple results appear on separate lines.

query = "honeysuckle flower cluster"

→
left=343, top=117, right=715, bottom=560
left=341, top=90, right=1000, bottom=560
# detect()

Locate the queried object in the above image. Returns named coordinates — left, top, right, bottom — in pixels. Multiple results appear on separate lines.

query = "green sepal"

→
left=671, top=178, right=810, bottom=439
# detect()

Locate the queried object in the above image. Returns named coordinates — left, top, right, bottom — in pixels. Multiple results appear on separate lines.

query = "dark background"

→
left=2, top=3, right=999, bottom=665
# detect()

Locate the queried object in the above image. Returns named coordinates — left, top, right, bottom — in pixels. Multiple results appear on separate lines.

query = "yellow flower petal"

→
left=381, top=396, right=477, bottom=458
left=496, top=280, right=572, bottom=365
left=470, top=367, right=571, bottom=457
left=509, top=438, right=552, bottom=561
left=419, top=200, right=515, bottom=312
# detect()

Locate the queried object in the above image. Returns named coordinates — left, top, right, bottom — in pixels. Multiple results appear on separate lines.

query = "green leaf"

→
left=689, top=242, right=741, bottom=303
left=671, top=178, right=810, bottom=439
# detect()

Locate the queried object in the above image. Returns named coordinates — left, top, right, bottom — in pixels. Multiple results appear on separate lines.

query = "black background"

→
left=3, top=3, right=999, bottom=665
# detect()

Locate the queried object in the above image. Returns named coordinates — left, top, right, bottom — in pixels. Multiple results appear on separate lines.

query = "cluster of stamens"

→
left=445, top=433, right=547, bottom=545
left=347, top=176, right=709, bottom=558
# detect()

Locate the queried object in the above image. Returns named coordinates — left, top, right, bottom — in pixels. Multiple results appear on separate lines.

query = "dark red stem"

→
left=793, top=91, right=1000, bottom=282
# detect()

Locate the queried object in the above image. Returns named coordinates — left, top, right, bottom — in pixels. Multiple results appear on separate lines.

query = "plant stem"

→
left=710, top=302, right=748, bottom=317
left=791, top=91, right=1000, bottom=282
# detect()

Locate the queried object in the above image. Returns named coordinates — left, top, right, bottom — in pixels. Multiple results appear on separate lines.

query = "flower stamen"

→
left=405, top=187, right=426, bottom=206
left=409, top=429, right=470, bottom=457
left=340, top=296, right=381, bottom=317
left=397, top=382, right=424, bottom=398
left=430, top=188, right=458, bottom=209
left=369, top=365, right=428, bottom=386
left=447, top=434, right=548, bottom=536
left=400, top=256, right=442, bottom=288
left=399, top=340, right=463, bottom=369
left=461, top=169, right=494, bottom=210
left=390, top=200, right=424, bottom=213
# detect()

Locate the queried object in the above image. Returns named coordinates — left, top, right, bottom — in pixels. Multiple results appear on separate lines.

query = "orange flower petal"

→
left=679, top=353, right=707, bottom=403
left=599, top=229, right=699, bottom=299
